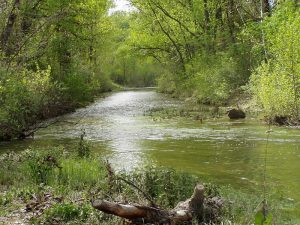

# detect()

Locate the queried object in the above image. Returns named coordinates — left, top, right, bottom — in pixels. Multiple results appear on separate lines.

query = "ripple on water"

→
left=1, top=89, right=299, bottom=217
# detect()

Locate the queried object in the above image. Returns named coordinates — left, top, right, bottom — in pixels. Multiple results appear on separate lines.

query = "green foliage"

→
left=0, top=145, right=296, bottom=224
left=58, top=158, right=105, bottom=190
left=0, top=192, right=13, bottom=207
left=117, top=166, right=200, bottom=208
left=77, top=131, right=91, bottom=159
left=44, top=203, right=90, bottom=223
left=104, top=12, right=160, bottom=87
left=157, top=72, right=176, bottom=94
left=25, top=147, right=63, bottom=185
left=250, top=2, right=300, bottom=122
left=251, top=62, right=297, bottom=118
left=0, top=0, right=112, bottom=140
left=186, top=53, right=240, bottom=104
left=0, top=65, right=61, bottom=140
left=0, top=151, right=32, bottom=187
left=129, top=0, right=256, bottom=105
left=101, top=12, right=161, bottom=87
left=62, top=69, right=95, bottom=103
left=255, top=211, right=272, bottom=225
left=0, top=187, right=37, bottom=211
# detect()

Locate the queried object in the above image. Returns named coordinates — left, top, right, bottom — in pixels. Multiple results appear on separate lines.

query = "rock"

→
left=273, top=116, right=288, bottom=125
left=227, top=108, right=246, bottom=119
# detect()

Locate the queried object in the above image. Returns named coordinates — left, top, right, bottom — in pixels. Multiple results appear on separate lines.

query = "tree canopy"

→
left=0, top=0, right=299, bottom=140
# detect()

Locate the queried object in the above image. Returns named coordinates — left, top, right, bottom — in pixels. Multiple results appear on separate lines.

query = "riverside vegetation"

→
left=0, top=0, right=159, bottom=141
left=128, top=0, right=300, bottom=125
left=0, top=0, right=299, bottom=224
left=0, top=0, right=299, bottom=141
left=0, top=137, right=292, bottom=224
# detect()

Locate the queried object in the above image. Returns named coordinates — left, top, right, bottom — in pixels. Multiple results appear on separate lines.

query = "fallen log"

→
left=92, top=184, right=214, bottom=225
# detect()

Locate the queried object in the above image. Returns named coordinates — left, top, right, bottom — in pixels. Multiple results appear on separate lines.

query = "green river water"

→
left=0, top=89, right=299, bottom=221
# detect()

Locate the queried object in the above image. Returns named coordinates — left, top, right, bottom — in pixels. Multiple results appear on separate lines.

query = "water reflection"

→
left=0, top=89, right=299, bottom=216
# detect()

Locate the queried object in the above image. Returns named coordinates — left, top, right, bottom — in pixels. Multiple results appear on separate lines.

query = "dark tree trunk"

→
left=263, top=0, right=271, bottom=15
left=203, top=0, right=210, bottom=34
left=1, top=0, right=21, bottom=55
left=227, top=0, right=236, bottom=43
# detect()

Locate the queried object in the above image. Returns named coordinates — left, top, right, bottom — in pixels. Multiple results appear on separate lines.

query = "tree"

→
left=129, top=0, right=260, bottom=103
left=251, top=1, right=300, bottom=123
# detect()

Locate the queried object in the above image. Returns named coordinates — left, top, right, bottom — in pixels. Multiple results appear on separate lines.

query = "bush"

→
left=77, top=131, right=91, bottom=158
left=251, top=62, right=297, bottom=119
left=157, top=48, right=251, bottom=106
left=44, top=203, right=90, bottom=223
left=0, top=64, right=61, bottom=140
left=250, top=2, right=300, bottom=122
left=62, top=70, right=95, bottom=103
left=185, top=53, right=240, bottom=105
left=116, top=166, right=201, bottom=208
left=25, top=147, right=64, bottom=185
left=157, top=71, right=177, bottom=94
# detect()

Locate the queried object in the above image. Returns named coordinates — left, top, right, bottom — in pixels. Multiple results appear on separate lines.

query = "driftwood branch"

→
left=92, top=184, right=210, bottom=225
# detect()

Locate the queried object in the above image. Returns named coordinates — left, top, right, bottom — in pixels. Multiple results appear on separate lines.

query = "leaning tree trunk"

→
left=1, top=0, right=21, bottom=55
left=92, top=184, right=221, bottom=225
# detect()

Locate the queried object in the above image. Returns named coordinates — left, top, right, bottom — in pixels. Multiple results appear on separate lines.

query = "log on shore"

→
left=92, top=184, right=222, bottom=225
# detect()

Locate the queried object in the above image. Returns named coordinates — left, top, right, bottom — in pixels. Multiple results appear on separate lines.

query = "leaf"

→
left=255, top=210, right=273, bottom=225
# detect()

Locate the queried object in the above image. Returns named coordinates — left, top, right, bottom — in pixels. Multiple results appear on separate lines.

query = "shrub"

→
left=62, top=71, right=94, bottom=103
left=157, top=71, right=176, bottom=94
left=0, top=64, right=61, bottom=140
left=77, top=130, right=90, bottom=158
left=25, top=147, right=64, bottom=185
left=117, top=166, right=201, bottom=208
left=250, top=2, right=300, bottom=122
left=251, top=62, right=297, bottom=119
left=186, top=53, right=239, bottom=105
left=44, top=203, right=90, bottom=223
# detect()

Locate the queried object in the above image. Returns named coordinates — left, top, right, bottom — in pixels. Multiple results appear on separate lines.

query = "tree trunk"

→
left=203, top=0, right=210, bottom=34
left=227, top=0, right=236, bottom=43
left=263, top=0, right=271, bottom=15
left=1, top=0, right=21, bottom=55
left=92, top=184, right=221, bottom=225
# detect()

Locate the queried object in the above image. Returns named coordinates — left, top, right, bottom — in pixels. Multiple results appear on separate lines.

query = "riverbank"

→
left=0, top=89, right=299, bottom=224
left=0, top=79, right=124, bottom=143
left=156, top=89, right=300, bottom=128
left=0, top=144, right=294, bottom=225
left=145, top=91, right=253, bottom=122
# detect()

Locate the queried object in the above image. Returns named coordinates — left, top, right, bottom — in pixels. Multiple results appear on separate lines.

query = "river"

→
left=0, top=89, right=299, bottom=218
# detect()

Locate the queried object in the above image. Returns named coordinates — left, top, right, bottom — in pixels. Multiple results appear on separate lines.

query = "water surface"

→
left=1, top=89, right=299, bottom=218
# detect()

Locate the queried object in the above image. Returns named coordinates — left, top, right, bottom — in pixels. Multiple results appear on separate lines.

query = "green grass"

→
left=57, top=158, right=106, bottom=190
left=0, top=144, right=297, bottom=225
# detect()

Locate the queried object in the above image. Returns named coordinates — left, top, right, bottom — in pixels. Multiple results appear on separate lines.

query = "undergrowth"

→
left=0, top=141, right=297, bottom=224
